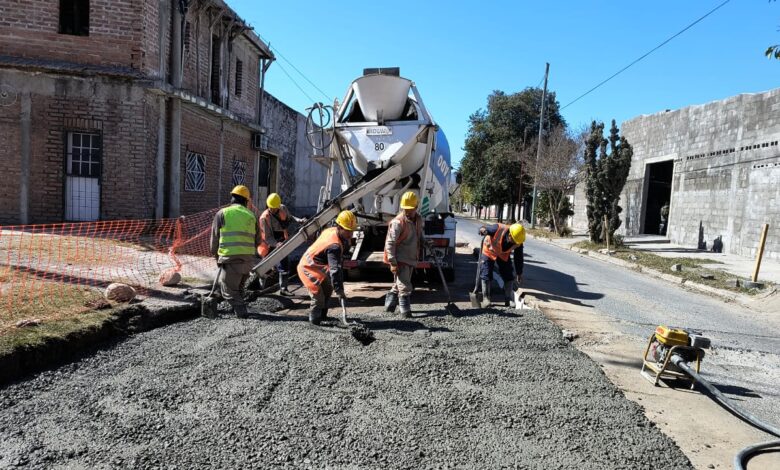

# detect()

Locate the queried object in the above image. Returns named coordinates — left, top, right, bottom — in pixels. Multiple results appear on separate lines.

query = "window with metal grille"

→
left=66, top=132, right=101, bottom=177
left=235, top=60, right=243, bottom=97
left=59, top=0, right=89, bottom=36
left=232, top=160, right=247, bottom=186
left=185, top=152, right=205, bottom=192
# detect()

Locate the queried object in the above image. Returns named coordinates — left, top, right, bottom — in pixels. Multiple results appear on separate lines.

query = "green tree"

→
left=768, top=0, right=779, bottom=59
left=584, top=120, right=632, bottom=243
left=460, top=87, right=564, bottom=220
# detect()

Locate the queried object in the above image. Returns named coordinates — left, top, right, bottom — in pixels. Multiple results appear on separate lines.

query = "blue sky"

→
left=231, top=0, right=778, bottom=169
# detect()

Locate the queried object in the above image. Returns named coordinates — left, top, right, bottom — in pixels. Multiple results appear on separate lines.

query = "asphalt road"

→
left=456, top=217, right=780, bottom=423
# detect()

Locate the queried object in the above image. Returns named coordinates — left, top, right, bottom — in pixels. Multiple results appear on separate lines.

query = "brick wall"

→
left=225, top=36, right=258, bottom=121
left=179, top=106, right=256, bottom=215
left=0, top=0, right=145, bottom=71
left=178, top=10, right=260, bottom=122
left=0, top=97, right=22, bottom=225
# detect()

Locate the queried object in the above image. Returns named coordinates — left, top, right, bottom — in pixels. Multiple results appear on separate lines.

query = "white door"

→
left=65, top=132, right=101, bottom=221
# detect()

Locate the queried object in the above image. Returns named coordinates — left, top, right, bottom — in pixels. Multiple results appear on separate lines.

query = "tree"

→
left=768, top=0, right=779, bottom=59
left=533, top=125, right=584, bottom=234
left=584, top=120, right=632, bottom=243
left=460, top=87, right=564, bottom=220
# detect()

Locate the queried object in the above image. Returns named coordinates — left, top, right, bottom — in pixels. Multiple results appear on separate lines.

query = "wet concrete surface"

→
left=0, top=302, right=692, bottom=469
left=456, top=217, right=780, bottom=446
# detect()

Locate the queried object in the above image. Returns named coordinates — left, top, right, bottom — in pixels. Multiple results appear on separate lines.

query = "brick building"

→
left=0, top=0, right=323, bottom=225
left=571, top=88, right=780, bottom=260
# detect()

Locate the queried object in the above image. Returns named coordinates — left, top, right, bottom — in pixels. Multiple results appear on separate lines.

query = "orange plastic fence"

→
left=0, top=206, right=265, bottom=325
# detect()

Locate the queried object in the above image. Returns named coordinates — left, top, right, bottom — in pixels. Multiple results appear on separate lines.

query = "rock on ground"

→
left=104, top=283, right=136, bottom=302
left=158, top=270, right=182, bottom=287
left=0, top=305, right=692, bottom=469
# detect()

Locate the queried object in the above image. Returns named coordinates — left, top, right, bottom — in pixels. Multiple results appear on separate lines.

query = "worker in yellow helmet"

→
left=258, top=192, right=306, bottom=296
left=383, top=191, right=423, bottom=318
left=477, top=222, right=525, bottom=308
left=297, top=210, right=357, bottom=325
left=207, top=185, right=261, bottom=318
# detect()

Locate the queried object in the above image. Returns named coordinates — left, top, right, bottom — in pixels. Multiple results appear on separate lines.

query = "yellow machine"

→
left=640, top=325, right=710, bottom=387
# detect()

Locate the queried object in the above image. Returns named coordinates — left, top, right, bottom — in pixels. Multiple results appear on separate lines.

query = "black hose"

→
left=670, top=355, right=780, bottom=469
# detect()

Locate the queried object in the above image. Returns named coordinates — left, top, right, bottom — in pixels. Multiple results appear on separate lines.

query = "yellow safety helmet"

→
left=231, top=185, right=251, bottom=200
left=509, top=223, right=526, bottom=245
left=336, top=210, right=357, bottom=231
left=399, top=191, right=419, bottom=210
left=266, top=193, right=282, bottom=209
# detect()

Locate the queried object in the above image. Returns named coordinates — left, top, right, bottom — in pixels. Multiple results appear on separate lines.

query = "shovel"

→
left=469, top=236, right=486, bottom=308
left=513, top=285, right=526, bottom=311
left=339, top=297, right=351, bottom=328
left=201, top=266, right=222, bottom=318
left=433, top=253, right=457, bottom=315
left=339, top=297, right=376, bottom=346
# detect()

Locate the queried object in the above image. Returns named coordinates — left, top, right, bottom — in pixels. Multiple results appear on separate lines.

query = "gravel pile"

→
left=0, top=305, right=692, bottom=469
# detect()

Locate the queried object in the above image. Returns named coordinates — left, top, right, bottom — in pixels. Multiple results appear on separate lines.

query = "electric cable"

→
left=258, top=34, right=332, bottom=101
left=562, top=0, right=732, bottom=110
left=273, top=59, right=317, bottom=104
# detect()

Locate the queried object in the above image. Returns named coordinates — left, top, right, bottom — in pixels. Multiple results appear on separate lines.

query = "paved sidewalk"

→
left=539, top=232, right=780, bottom=285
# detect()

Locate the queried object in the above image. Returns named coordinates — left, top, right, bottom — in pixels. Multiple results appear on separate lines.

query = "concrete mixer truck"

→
left=250, top=68, right=456, bottom=283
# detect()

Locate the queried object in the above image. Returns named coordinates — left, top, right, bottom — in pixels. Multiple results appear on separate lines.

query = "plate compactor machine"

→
left=639, top=325, right=780, bottom=469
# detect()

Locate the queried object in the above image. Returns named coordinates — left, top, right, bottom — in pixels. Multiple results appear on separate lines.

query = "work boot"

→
left=504, top=282, right=515, bottom=308
left=278, top=273, right=293, bottom=297
left=398, top=295, right=412, bottom=318
left=309, top=306, right=323, bottom=325
left=234, top=304, right=249, bottom=319
left=480, top=280, right=491, bottom=309
left=384, top=292, right=399, bottom=313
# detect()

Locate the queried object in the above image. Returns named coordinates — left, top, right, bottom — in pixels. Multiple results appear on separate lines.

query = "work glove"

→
left=516, top=274, right=523, bottom=286
left=479, top=226, right=487, bottom=236
left=390, top=264, right=398, bottom=274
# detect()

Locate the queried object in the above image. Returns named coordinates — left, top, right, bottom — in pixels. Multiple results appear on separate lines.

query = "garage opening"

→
left=643, top=160, right=674, bottom=235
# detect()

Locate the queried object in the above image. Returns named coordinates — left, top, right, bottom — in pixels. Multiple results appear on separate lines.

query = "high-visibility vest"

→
left=481, top=223, right=518, bottom=262
left=217, top=204, right=257, bottom=257
left=257, top=208, right=289, bottom=257
left=297, top=227, right=343, bottom=295
left=383, top=212, right=422, bottom=265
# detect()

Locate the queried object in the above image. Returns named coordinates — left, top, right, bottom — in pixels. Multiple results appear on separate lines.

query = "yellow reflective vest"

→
left=217, top=205, right=258, bottom=257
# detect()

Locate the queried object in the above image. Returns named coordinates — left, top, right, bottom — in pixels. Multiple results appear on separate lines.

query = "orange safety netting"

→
left=0, top=205, right=266, bottom=330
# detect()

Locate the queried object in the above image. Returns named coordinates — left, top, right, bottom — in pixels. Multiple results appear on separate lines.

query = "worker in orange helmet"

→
left=477, top=222, right=525, bottom=308
left=297, top=210, right=356, bottom=325
left=383, top=191, right=423, bottom=318
left=258, top=192, right=305, bottom=296
left=207, top=185, right=261, bottom=318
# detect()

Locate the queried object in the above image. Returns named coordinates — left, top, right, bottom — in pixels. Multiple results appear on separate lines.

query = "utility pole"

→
left=530, top=62, right=549, bottom=228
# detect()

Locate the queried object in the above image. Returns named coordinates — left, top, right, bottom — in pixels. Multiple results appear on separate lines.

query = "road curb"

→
left=527, top=234, right=754, bottom=305
left=0, top=300, right=200, bottom=386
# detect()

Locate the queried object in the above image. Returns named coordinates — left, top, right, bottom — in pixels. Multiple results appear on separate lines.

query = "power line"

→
left=561, top=0, right=731, bottom=110
left=273, top=59, right=317, bottom=104
left=258, top=34, right=332, bottom=101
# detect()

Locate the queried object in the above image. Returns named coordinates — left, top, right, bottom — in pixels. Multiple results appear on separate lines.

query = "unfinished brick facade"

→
left=0, top=0, right=325, bottom=225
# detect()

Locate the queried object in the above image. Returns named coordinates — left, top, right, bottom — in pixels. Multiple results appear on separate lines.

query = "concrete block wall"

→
left=621, top=88, right=780, bottom=260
